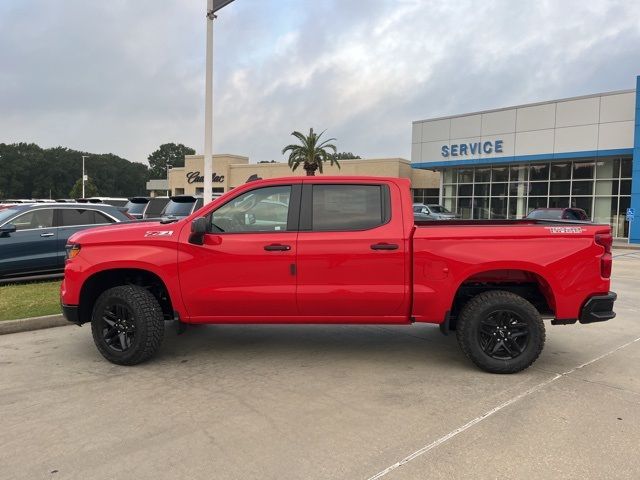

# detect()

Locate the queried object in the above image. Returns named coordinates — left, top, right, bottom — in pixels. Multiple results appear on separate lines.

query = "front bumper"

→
left=579, top=291, right=617, bottom=324
left=62, top=304, right=81, bottom=325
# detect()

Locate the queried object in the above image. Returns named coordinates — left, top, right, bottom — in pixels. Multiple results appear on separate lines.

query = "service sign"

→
left=441, top=139, right=504, bottom=158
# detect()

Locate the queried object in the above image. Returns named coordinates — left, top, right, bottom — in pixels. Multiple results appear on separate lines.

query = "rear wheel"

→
left=456, top=290, right=545, bottom=374
left=91, top=285, right=164, bottom=365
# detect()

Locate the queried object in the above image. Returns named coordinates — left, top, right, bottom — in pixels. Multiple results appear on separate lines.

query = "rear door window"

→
left=311, top=185, right=388, bottom=231
left=60, top=209, right=110, bottom=226
left=94, top=211, right=116, bottom=224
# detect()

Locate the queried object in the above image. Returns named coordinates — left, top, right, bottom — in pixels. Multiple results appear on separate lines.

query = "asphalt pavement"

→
left=1, top=250, right=639, bottom=479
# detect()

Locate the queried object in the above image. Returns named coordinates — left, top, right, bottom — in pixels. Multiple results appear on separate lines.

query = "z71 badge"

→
left=144, top=231, right=174, bottom=237
left=545, top=226, right=584, bottom=234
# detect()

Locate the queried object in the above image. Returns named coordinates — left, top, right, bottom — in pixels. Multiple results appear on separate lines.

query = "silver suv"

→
left=413, top=203, right=459, bottom=220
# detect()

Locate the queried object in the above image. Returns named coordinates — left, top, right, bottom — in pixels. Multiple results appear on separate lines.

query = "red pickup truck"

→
left=61, top=176, right=616, bottom=373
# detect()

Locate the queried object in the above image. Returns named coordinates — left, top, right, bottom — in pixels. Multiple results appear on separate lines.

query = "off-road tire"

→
left=91, top=285, right=164, bottom=365
left=456, top=290, right=545, bottom=374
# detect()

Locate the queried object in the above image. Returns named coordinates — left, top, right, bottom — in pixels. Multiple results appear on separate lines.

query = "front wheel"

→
left=456, top=290, right=545, bottom=374
left=91, top=285, right=165, bottom=365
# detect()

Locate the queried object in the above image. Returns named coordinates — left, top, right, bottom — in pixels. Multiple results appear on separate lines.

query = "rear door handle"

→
left=264, top=244, right=291, bottom=251
left=370, top=242, right=398, bottom=250
left=40, top=233, right=54, bottom=237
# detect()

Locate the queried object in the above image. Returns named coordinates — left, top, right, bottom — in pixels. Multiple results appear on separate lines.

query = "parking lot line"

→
left=366, top=335, right=640, bottom=480
left=613, top=251, right=640, bottom=258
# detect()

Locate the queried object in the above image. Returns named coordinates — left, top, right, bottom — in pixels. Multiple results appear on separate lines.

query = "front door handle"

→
left=264, top=244, right=291, bottom=251
left=40, top=232, right=54, bottom=237
left=370, top=242, right=398, bottom=250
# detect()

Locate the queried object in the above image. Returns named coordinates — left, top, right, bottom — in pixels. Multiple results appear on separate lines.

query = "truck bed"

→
left=410, top=219, right=611, bottom=324
left=414, top=218, right=596, bottom=227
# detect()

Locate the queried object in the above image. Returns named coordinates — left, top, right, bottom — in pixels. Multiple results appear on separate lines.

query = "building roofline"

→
left=185, top=154, right=250, bottom=160
left=412, top=88, right=636, bottom=124
left=178, top=157, right=411, bottom=166
left=231, top=157, right=411, bottom=166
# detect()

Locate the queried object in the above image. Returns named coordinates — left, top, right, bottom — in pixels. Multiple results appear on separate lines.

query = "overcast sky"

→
left=1, top=0, right=639, bottom=165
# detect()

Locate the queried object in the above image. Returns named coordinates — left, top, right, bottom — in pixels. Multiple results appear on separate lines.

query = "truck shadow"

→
left=155, top=323, right=467, bottom=370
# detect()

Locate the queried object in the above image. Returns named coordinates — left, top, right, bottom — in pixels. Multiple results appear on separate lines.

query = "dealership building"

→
left=149, top=155, right=440, bottom=204
left=411, top=76, right=640, bottom=243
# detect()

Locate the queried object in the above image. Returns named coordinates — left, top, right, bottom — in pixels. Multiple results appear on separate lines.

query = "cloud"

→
left=1, top=0, right=639, bottom=166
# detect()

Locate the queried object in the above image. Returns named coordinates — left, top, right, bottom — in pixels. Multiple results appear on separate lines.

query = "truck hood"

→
left=67, top=220, right=184, bottom=245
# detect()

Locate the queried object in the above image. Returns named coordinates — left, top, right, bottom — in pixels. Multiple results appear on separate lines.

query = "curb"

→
left=0, top=314, right=70, bottom=335
left=613, top=244, right=640, bottom=251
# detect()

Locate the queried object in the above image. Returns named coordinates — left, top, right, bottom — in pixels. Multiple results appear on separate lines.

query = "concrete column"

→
left=630, top=75, right=640, bottom=244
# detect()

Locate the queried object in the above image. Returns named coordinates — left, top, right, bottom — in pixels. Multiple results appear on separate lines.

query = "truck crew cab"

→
left=61, top=177, right=616, bottom=373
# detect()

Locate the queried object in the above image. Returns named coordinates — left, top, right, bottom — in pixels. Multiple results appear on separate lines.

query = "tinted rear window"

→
left=163, top=199, right=195, bottom=217
left=124, top=201, right=147, bottom=215
left=145, top=198, right=169, bottom=217
left=311, top=185, right=386, bottom=231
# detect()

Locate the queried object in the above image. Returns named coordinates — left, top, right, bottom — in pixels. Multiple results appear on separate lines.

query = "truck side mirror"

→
left=189, top=217, right=208, bottom=245
left=0, top=224, right=16, bottom=236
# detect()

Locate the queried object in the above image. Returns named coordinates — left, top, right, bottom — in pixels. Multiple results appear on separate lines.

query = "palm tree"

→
left=282, top=128, right=339, bottom=176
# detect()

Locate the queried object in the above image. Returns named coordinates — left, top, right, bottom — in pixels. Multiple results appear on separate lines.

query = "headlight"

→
left=65, top=243, right=81, bottom=260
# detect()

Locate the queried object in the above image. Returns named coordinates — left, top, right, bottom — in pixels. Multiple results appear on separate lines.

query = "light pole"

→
left=81, top=155, right=89, bottom=198
left=203, top=0, right=235, bottom=205
left=166, top=163, right=173, bottom=197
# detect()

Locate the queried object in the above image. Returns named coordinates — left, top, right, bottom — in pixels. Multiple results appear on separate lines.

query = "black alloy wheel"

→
left=100, top=302, right=136, bottom=352
left=478, top=310, right=529, bottom=360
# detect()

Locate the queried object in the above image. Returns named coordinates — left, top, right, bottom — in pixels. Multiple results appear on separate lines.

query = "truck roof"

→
left=243, top=175, right=410, bottom=183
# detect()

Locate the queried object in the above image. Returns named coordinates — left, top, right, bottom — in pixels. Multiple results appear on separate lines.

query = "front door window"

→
left=210, top=185, right=291, bottom=233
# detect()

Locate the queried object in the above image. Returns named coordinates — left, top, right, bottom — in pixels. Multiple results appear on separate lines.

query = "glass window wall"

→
left=438, top=156, right=632, bottom=238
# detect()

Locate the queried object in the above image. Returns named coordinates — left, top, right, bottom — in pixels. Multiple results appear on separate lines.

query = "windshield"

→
left=162, top=199, right=195, bottom=217
left=428, top=205, right=451, bottom=214
left=0, top=208, right=20, bottom=225
left=528, top=209, right=563, bottom=219
left=124, top=201, right=147, bottom=215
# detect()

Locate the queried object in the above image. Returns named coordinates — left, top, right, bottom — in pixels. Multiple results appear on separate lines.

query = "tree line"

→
left=0, top=134, right=358, bottom=198
left=0, top=142, right=193, bottom=199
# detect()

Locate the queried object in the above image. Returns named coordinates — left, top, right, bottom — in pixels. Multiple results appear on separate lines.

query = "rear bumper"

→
left=62, top=304, right=81, bottom=325
left=579, top=291, right=617, bottom=324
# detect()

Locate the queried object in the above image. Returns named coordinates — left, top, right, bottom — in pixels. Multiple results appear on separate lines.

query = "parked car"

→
left=61, top=176, right=615, bottom=373
left=413, top=211, right=436, bottom=221
left=0, top=203, right=130, bottom=278
left=160, top=195, right=205, bottom=219
left=413, top=203, right=459, bottom=220
left=77, top=197, right=129, bottom=207
left=526, top=208, right=590, bottom=221
left=123, top=197, right=150, bottom=220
